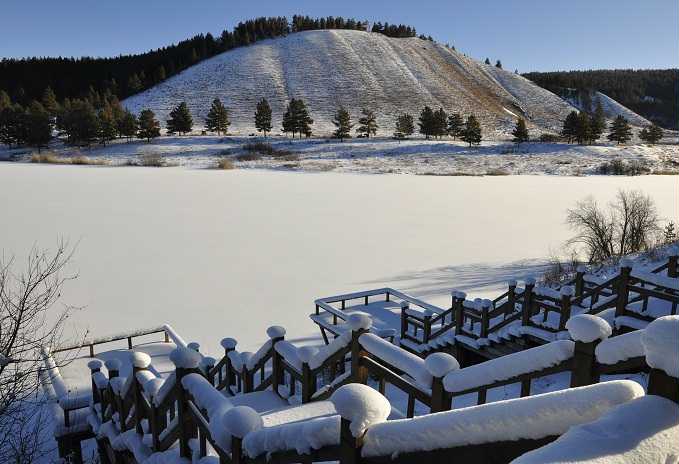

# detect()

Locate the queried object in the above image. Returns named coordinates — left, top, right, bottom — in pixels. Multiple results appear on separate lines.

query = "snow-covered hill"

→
left=123, top=30, right=632, bottom=138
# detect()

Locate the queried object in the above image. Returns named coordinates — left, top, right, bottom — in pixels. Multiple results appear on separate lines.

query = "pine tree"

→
left=66, top=100, right=100, bottom=146
left=356, top=108, right=378, bottom=138
left=495, top=60, right=502, bottom=69
left=576, top=112, right=592, bottom=145
left=25, top=101, right=52, bottom=152
left=166, top=102, right=193, bottom=135
left=127, top=73, right=143, bottom=93
left=484, top=58, right=491, bottom=65
left=291, top=99, right=313, bottom=138
left=418, top=106, right=435, bottom=139
left=282, top=101, right=295, bottom=137
left=0, top=103, right=26, bottom=147
left=0, top=90, right=10, bottom=112
left=639, top=124, right=663, bottom=144
left=447, top=113, right=464, bottom=140
left=433, top=108, right=448, bottom=139
left=118, top=109, right=138, bottom=141
left=138, top=109, right=161, bottom=142
left=205, top=98, right=230, bottom=135
left=254, top=98, right=272, bottom=136
left=590, top=100, right=605, bottom=142
left=664, top=222, right=677, bottom=244
left=561, top=111, right=579, bottom=143
left=41, top=87, right=59, bottom=117
left=512, top=118, right=529, bottom=144
left=462, top=114, right=482, bottom=146
left=98, top=105, right=118, bottom=144
left=607, top=115, right=632, bottom=144
left=332, top=106, right=353, bottom=141
left=394, top=113, right=414, bottom=139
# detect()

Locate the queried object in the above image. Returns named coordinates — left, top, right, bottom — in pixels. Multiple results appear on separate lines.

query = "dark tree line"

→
left=370, top=22, right=417, bottom=38
left=524, top=69, right=679, bottom=130
left=0, top=15, right=421, bottom=107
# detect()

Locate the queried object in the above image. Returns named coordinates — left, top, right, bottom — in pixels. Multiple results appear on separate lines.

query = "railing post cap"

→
left=424, top=352, right=460, bottom=378
left=481, top=299, right=492, bottom=309
left=399, top=300, right=410, bottom=309
left=132, top=351, right=152, bottom=369
left=347, top=312, right=372, bottom=331
left=455, top=291, right=467, bottom=300
left=524, top=277, right=536, bottom=286
left=297, top=346, right=319, bottom=364
left=170, top=347, right=202, bottom=369
left=642, top=315, right=679, bottom=378
left=87, top=359, right=103, bottom=371
left=221, top=338, right=238, bottom=350
left=424, top=308, right=436, bottom=317
left=200, top=356, right=217, bottom=370
left=266, top=326, right=286, bottom=339
left=669, top=245, right=679, bottom=258
left=187, top=342, right=201, bottom=352
left=508, top=279, right=517, bottom=287
left=576, top=265, right=587, bottom=274
left=105, top=358, right=122, bottom=371
left=222, top=405, right=263, bottom=439
left=560, top=285, right=575, bottom=297
left=330, top=384, right=391, bottom=437
left=566, top=314, right=612, bottom=343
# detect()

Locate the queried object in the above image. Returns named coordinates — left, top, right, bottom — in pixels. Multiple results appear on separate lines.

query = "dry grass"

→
left=484, top=168, right=510, bottom=176
left=31, top=152, right=108, bottom=165
left=215, top=158, right=235, bottom=170
left=139, top=153, right=165, bottom=167
left=236, top=152, right=261, bottom=162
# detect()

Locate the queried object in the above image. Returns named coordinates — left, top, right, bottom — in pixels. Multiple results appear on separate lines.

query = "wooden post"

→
left=669, top=254, right=678, bottom=278
left=400, top=301, right=409, bottom=340
left=350, top=329, right=368, bottom=384
left=271, top=335, right=285, bottom=396
left=339, top=418, right=363, bottom=464
left=132, top=364, right=145, bottom=434
left=615, top=263, right=632, bottom=321
left=454, top=294, right=464, bottom=336
left=176, top=366, right=198, bottom=458
left=570, top=340, right=598, bottom=387
left=88, top=360, right=102, bottom=411
left=480, top=300, right=491, bottom=338
left=507, top=282, right=516, bottom=317
left=647, top=369, right=679, bottom=404
left=522, top=280, right=535, bottom=326
left=558, top=288, right=573, bottom=331
left=575, top=266, right=585, bottom=298
left=127, top=337, right=133, bottom=349
left=221, top=338, right=237, bottom=392
left=423, top=311, right=432, bottom=344
left=231, top=436, right=244, bottom=464
left=301, top=361, right=315, bottom=403
left=430, top=374, right=451, bottom=412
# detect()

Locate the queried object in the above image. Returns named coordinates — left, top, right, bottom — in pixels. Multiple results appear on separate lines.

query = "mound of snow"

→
left=331, top=384, right=391, bottom=437
left=642, top=315, right=679, bottom=378
left=566, top=314, right=612, bottom=343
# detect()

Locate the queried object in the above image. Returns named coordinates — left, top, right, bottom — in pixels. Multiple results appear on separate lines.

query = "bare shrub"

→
left=485, top=168, right=509, bottom=176
left=0, top=241, right=82, bottom=462
left=243, top=142, right=295, bottom=158
left=30, top=152, right=64, bottom=164
left=236, top=152, right=261, bottom=162
left=597, top=159, right=650, bottom=176
left=140, top=153, right=165, bottom=167
left=566, top=190, right=660, bottom=263
left=541, top=251, right=581, bottom=286
left=215, top=158, right=235, bottom=170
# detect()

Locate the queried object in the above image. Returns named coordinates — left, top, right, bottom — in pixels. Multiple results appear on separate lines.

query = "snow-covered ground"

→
left=1, top=164, right=676, bottom=356
left=3, top=136, right=678, bottom=175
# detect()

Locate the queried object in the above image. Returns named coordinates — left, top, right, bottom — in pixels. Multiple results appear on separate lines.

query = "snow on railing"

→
left=360, top=381, right=644, bottom=458
left=359, top=332, right=432, bottom=390
left=631, top=269, right=679, bottom=291
left=443, top=340, right=574, bottom=394
left=595, top=330, right=644, bottom=365
left=642, top=315, right=679, bottom=378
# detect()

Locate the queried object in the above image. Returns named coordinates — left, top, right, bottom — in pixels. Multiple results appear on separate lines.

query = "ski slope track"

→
left=123, top=30, right=645, bottom=138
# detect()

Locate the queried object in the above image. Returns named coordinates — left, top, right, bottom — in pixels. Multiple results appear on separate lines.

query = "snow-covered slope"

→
left=124, top=30, right=587, bottom=138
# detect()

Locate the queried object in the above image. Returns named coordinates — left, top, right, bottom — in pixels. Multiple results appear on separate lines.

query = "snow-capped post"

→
left=349, top=312, right=373, bottom=385
left=480, top=299, right=492, bottom=338
left=220, top=337, right=237, bottom=390
left=88, top=359, right=103, bottom=410
left=400, top=300, right=409, bottom=341
left=506, top=280, right=517, bottom=316
left=522, top=278, right=536, bottom=326
left=566, top=314, right=612, bottom=387
left=200, top=356, right=216, bottom=384
left=188, top=341, right=200, bottom=352
left=575, top=265, right=586, bottom=298
left=241, top=352, right=254, bottom=393
left=132, top=351, right=152, bottom=434
left=668, top=248, right=679, bottom=278
left=298, top=345, right=319, bottom=403
left=614, top=259, right=633, bottom=325
left=558, top=286, right=574, bottom=331
left=642, top=316, right=679, bottom=403
left=331, top=384, right=391, bottom=464
left=170, top=347, right=202, bottom=458
left=267, top=326, right=286, bottom=396
left=425, top=352, right=459, bottom=412
left=105, top=358, right=121, bottom=379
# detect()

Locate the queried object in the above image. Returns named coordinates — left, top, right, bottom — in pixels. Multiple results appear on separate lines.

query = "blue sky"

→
left=1, top=0, right=677, bottom=72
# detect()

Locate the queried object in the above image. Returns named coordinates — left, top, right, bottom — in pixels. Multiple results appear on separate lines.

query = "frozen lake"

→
left=1, top=164, right=677, bottom=354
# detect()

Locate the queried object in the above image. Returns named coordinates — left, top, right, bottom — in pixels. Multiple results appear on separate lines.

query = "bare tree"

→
left=566, top=190, right=661, bottom=263
left=0, top=241, right=82, bottom=463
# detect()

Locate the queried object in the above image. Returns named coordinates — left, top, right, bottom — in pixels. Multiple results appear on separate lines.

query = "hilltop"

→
left=123, top=29, right=648, bottom=138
